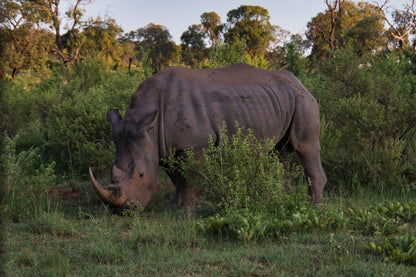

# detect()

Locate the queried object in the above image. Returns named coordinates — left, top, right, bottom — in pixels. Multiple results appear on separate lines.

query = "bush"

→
left=1, top=57, right=146, bottom=176
left=312, top=50, right=416, bottom=192
left=208, top=41, right=271, bottom=69
left=44, top=85, right=115, bottom=174
left=1, top=133, right=57, bottom=222
left=168, top=123, right=308, bottom=217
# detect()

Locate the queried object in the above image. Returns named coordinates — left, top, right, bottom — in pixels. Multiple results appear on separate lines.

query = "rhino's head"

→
left=89, top=109, right=159, bottom=208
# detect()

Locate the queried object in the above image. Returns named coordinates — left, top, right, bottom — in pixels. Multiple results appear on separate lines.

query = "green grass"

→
left=2, top=187, right=416, bottom=276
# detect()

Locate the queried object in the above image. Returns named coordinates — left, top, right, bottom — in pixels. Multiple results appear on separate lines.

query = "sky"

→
left=77, top=0, right=411, bottom=43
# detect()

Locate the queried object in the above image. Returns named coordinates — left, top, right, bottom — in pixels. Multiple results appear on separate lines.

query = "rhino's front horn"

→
left=89, top=167, right=127, bottom=206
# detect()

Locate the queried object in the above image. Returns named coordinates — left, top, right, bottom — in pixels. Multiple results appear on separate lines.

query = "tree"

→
left=180, top=24, right=207, bottom=67
left=307, top=0, right=344, bottom=53
left=80, top=17, right=123, bottom=68
left=377, top=0, right=416, bottom=51
left=38, top=0, right=93, bottom=65
left=265, top=34, right=309, bottom=72
left=269, top=25, right=290, bottom=49
left=134, top=23, right=178, bottom=72
left=200, top=11, right=221, bottom=47
left=306, top=1, right=385, bottom=58
left=0, top=0, right=52, bottom=79
left=345, top=13, right=386, bottom=56
left=224, top=5, right=275, bottom=56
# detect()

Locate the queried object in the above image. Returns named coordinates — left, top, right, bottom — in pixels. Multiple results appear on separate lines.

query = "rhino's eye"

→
left=139, top=173, right=144, bottom=178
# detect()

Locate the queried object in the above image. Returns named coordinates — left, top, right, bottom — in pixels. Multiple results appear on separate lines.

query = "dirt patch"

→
left=49, top=187, right=80, bottom=201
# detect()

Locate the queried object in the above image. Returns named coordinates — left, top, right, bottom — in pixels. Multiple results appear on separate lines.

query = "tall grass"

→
left=1, top=134, right=57, bottom=222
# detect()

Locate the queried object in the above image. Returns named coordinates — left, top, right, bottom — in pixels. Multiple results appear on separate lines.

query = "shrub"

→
left=1, top=56, right=146, bottom=177
left=313, top=50, right=416, bottom=192
left=1, top=133, right=57, bottom=222
left=0, top=80, right=44, bottom=140
left=44, top=86, right=115, bottom=174
left=208, top=41, right=271, bottom=69
left=43, top=65, right=145, bottom=174
left=168, top=123, right=307, bottom=217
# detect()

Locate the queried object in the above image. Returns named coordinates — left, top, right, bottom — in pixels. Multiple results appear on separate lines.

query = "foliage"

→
left=313, top=49, right=416, bottom=192
left=284, top=40, right=307, bottom=77
left=364, top=234, right=416, bottom=264
left=224, top=5, right=275, bottom=56
left=166, top=123, right=306, bottom=217
left=196, top=208, right=347, bottom=241
left=1, top=133, right=57, bottom=222
left=306, top=1, right=386, bottom=62
left=208, top=42, right=246, bottom=67
left=208, top=41, right=270, bottom=69
left=0, top=0, right=52, bottom=79
left=0, top=56, right=146, bottom=176
left=3, top=1, right=416, bottom=80
left=4, top=186, right=416, bottom=275
left=194, top=199, right=416, bottom=267
left=197, top=200, right=416, bottom=256
left=38, top=0, right=92, bottom=65
left=180, top=24, right=207, bottom=67
left=200, top=11, right=221, bottom=47
left=132, top=23, right=179, bottom=72
left=80, top=17, right=123, bottom=68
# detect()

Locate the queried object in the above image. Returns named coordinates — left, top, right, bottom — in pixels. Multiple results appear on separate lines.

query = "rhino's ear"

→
left=107, top=109, right=122, bottom=125
left=141, top=110, right=159, bottom=131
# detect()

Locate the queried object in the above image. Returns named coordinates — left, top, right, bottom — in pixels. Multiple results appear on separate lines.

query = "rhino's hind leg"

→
left=166, top=170, right=195, bottom=208
left=298, top=150, right=326, bottom=204
left=290, top=98, right=327, bottom=204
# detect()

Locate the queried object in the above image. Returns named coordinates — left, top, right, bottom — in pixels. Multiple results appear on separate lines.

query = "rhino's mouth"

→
left=89, top=167, right=156, bottom=209
left=89, top=167, right=128, bottom=206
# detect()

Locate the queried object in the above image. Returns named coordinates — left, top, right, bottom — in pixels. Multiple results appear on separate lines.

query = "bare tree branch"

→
left=376, top=0, right=416, bottom=50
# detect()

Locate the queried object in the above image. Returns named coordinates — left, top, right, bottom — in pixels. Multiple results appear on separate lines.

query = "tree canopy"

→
left=224, top=5, right=275, bottom=55
left=2, top=1, right=416, bottom=79
left=133, top=23, right=178, bottom=72
left=201, top=11, right=221, bottom=47
left=180, top=24, right=207, bottom=67
left=306, top=0, right=386, bottom=58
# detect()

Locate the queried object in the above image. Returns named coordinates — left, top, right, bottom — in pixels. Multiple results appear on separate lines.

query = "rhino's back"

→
left=138, top=64, right=310, bottom=152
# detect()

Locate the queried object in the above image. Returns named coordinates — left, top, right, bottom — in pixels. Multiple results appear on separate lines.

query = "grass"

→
left=2, top=185, right=416, bottom=276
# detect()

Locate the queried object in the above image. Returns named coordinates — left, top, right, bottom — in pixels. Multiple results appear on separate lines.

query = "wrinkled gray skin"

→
left=89, top=63, right=327, bottom=208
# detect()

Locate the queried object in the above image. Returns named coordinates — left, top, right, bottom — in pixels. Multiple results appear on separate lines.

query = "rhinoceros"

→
left=89, top=63, right=327, bottom=208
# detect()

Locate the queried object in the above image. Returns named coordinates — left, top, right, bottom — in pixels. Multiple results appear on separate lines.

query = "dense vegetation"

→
left=1, top=0, right=416, bottom=275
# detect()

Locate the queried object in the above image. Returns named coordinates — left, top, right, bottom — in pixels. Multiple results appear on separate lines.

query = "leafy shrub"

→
left=0, top=80, right=44, bottom=140
left=42, top=58, right=144, bottom=174
left=197, top=208, right=347, bottom=241
left=208, top=41, right=271, bottom=69
left=364, top=234, right=416, bottom=265
left=44, top=86, right=115, bottom=173
left=284, top=40, right=308, bottom=78
left=168, top=123, right=307, bottom=217
left=197, top=200, right=416, bottom=248
left=1, top=133, right=57, bottom=222
left=312, top=50, right=416, bottom=192
left=1, top=56, right=146, bottom=176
